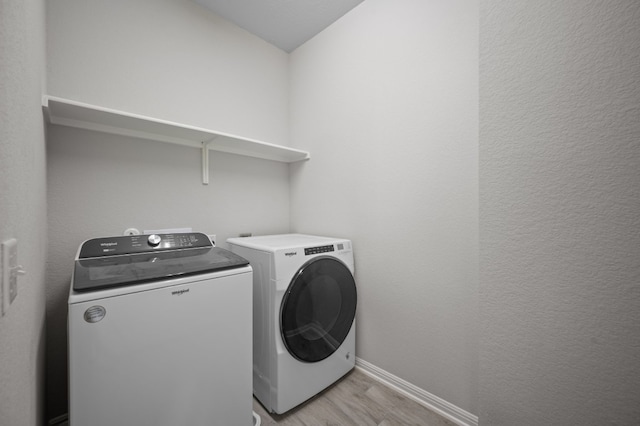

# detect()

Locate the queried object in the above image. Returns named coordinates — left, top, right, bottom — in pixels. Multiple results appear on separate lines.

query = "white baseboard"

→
left=355, top=357, right=478, bottom=426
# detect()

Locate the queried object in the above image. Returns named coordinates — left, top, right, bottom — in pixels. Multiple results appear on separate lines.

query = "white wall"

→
left=45, top=0, right=291, bottom=419
left=0, top=0, right=47, bottom=424
left=47, top=0, right=289, bottom=144
left=480, top=1, right=640, bottom=424
left=289, top=0, right=479, bottom=415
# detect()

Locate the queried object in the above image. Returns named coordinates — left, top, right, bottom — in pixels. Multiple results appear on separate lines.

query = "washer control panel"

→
left=79, top=232, right=212, bottom=258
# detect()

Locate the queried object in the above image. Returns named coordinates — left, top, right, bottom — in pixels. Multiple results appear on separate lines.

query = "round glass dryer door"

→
left=280, top=256, right=357, bottom=363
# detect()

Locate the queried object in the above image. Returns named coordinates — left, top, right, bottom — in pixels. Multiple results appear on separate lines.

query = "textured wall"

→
left=289, top=0, right=479, bottom=414
left=45, top=0, right=291, bottom=419
left=0, top=0, right=47, bottom=424
left=479, top=1, right=640, bottom=424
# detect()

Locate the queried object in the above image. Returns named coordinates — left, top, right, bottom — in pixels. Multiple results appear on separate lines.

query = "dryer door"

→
left=280, top=257, right=357, bottom=363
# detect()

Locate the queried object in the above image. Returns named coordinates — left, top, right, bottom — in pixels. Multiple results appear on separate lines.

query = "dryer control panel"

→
left=79, top=232, right=212, bottom=258
left=304, top=245, right=335, bottom=256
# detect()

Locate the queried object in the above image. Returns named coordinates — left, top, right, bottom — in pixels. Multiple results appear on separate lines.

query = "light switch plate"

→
left=1, top=238, right=18, bottom=316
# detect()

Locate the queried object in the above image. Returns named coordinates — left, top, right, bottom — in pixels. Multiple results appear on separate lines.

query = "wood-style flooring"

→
left=253, top=368, right=456, bottom=426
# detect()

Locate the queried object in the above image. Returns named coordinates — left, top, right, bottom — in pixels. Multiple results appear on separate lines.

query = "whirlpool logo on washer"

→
left=84, top=306, right=106, bottom=323
left=284, top=251, right=298, bottom=257
left=171, top=288, right=190, bottom=296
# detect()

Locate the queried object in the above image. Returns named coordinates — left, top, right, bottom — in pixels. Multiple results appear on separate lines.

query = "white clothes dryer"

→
left=227, top=234, right=357, bottom=414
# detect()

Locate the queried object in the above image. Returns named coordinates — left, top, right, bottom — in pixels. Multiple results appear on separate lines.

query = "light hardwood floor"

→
left=253, top=368, right=456, bottom=426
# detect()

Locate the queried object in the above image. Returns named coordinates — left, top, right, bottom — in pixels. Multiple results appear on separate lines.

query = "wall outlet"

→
left=123, top=228, right=141, bottom=236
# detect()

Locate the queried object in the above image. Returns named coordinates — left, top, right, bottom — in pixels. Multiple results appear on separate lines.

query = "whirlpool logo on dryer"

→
left=171, top=288, right=190, bottom=296
left=284, top=251, right=298, bottom=257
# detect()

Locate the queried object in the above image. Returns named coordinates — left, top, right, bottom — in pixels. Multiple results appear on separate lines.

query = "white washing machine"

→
left=227, top=234, right=357, bottom=414
left=68, top=232, right=254, bottom=426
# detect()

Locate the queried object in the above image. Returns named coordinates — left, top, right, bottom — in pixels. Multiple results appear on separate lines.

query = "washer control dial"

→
left=147, top=234, right=161, bottom=247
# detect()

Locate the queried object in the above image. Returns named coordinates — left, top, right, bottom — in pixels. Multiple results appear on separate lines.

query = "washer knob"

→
left=147, top=234, right=161, bottom=247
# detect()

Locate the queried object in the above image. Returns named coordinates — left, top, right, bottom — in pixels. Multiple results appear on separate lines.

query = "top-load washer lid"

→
left=72, top=232, right=249, bottom=292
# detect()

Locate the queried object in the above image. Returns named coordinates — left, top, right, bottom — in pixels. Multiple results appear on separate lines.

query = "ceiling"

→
left=194, top=0, right=365, bottom=53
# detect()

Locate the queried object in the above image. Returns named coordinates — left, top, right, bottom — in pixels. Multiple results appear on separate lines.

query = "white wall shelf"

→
left=42, top=96, right=310, bottom=184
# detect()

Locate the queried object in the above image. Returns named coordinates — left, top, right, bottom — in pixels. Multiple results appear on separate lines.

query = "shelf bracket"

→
left=202, top=138, right=216, bottom=185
